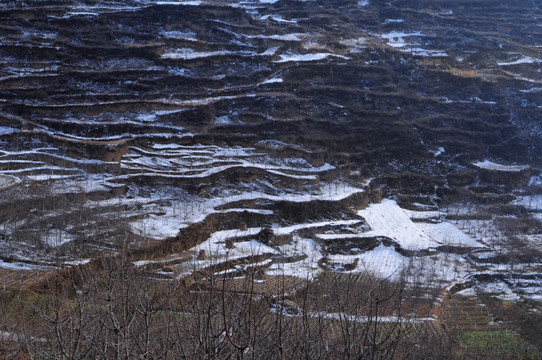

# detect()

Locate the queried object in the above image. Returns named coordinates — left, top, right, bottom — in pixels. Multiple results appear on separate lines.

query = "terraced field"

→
left=0, top=0, right=541, bottom=355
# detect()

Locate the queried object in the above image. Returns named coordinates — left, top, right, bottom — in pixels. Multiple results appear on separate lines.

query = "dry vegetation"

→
left=0, top=257, right=452, bottom=359
left=1, top=0, right=542, bottom=358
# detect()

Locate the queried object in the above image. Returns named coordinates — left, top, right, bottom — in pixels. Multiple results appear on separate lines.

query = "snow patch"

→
left=529, top=175, right=542, bottom=186
left=213, top=115, right=244, bottom=127
left=378, top=31, right=447, bottom=57
left=520, top=87, right=542, bottom=94
left=497, top=55, right=542, bottom=66
left=515, top=195, right=542, bottom=210
left=247, top=33, right=305, bottom=41
left=385, top=19, right=404, bottom=23
left=162, top=48, right=236, bottom=60
left=161, top=30, right=198, bottom=41
left=268, top=236, right=323, bottom=279
left=0, top=259, right=49, bottom=270
left=0, top=175, right=21, bottom=190
left=156, top=1, right=202, bottom=6
left=341, top=244, right=407, bottom=280
left=380, top=31, right=425, bottom=48
left=259, top=15, right=297, bottom=24
left=433, top=147, right=445, bottom=157
left=0, top=126, right=19, bottom=136
left=260, top=77, right=283, bottom=85
left=260, top=46, right=280, bottom=56
left=356, top=199, right=480, bottom=250
left=42, top=229, right=75, bottom=248
left=274, top=53, right=349, bottom=63
left=473, top=160, right=529, bottom=172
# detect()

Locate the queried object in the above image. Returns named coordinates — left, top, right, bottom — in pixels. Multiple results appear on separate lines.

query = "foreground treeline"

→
left=0, top=257, right=538, bottom=359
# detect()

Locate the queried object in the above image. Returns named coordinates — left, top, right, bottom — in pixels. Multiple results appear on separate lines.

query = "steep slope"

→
left=0, top=0, right=541, bottom=316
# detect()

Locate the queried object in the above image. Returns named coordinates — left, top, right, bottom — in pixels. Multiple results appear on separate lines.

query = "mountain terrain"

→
left=0, top=0, right=541, bottom=357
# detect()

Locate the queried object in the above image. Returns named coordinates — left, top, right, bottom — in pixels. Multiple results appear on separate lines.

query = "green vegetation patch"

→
left=457, top=329, right=539, bottom=359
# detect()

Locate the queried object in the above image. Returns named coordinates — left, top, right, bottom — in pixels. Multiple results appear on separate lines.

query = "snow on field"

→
left=265, top=170, right=317, bottom=180
left=385, top=19, right=404, bottom=23
left=532, top=213, right=542, bottom=223
left=267, top=236, right=323, bottom=279
left=377, top=31, right=447, bottom=57
left=41, top=229, right=75, bottom=248
left=260, top=47, right=280, bottom=56
left=513, top=234, right=542, bottom=252
left=167, top=206, right=476, bottom=283
left=515, top=195, right=542, bottom=210
left=473, top=160, right=529, bottom=172
left=147, top=218, right=369, bottom=278
left=162, top=48, right=239, bottom=60
left=529, top=175, right=542, bottom=186
left=315, top=233, right=366, bottom=240
left=331, top=244, right=407, bottom=280
left=497, top=55, right=542, bottom=66
left=130, top=211, right=187, bottom=239
left=407, top=48, right=448, bottom=57
left=156, top=1, right=202, bottom=6
left=433, top=147, right=445, bottom=157
left=23, top=174, right=80, bottom=183
left=450, top=218, right=501, bottom=246
left=326, top=244, right=470, bottom=283
left=117, top=160, right=319, bottom=180
left=218, top=208, right=274, bottom=215
left=0, top=175, right=20, bottom=190
left=472, top=97, right=497, bottom=105
left=403, top=208, right=442, bottom=219
left=521, top=87, right=542, bottom=94
left=161, top=30, right=198, bottom=41
left=197, top=222, right=349, bottom=268
left=161, top=46, right=282, bottom=60
left=212, top=115, right=244, bottom=127
left=340, top=38, right=366, bottom=53
left=0, top=126, right=19, bottom=136
left=379, top=31, right=425, bottom=48
left=118, top=143, right=334, bottom=181
left=171, top=94, right=255, bottom=107
left=273, top=220, right=362, bottom=236
left=63, top=12, right=99, bottom=18
left=127, top=187, right=488, bottom=286
left=306, top=312, right=434, bottom=323
left=356, top=199, right=481, bottom=250
left=246, top=34, right=305, bottom=41
left=0, top=259, right=49, bottom=271
left=0, top=165, right=81, bottom=177
left=518, top=288, right=542, bottom=302
left=259, top=15, right=298, bottom=24
left=194, top=228, right=271, bottom=258
left=128, top=180, right=363, bottom=239
left=67, top=4, right=143, bottom=14
left=174, top=228, right=280, bottom=275
left=416, top=222, right=482, bottom=247
left=412, top=253, right=471, bottom=283
left=47, top=175, right=112, bottom=194
left=458, top=281, right=522, bottom=301
left=274, top=53, right=349, bottom=63
left=260, top=77, right=283, bottom=85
